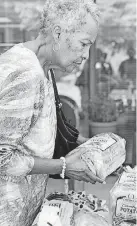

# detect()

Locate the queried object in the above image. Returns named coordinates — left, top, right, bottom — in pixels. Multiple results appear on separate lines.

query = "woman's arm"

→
left=30, top=157, right=62, bottom=175
left=0, top=70, right=63, bottom=178
left=0, top=69, right=42, bottom=177
left=0, top=144, right=103, bottom=183
left=0, top=145, right=63, bottom=176
left=0, top=145, right=62, bottom=177
left=30, top=151, right=103, bottom=184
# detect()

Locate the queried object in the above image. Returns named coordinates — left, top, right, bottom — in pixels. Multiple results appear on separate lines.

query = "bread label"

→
left=114, top=197, right=136, bottom=223
left=119, top=172, right=136, bottom=184
left=90, top=135, right=116, bottom=151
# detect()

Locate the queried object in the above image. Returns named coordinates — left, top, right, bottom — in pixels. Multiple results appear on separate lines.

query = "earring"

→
left=53, top=42, right=60, bottom=52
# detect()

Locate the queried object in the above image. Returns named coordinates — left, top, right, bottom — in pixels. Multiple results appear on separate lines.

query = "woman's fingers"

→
left=82, top=175, right=96, bottom=184
left=86, top=169, right=104, bottom=184
left=67, top=171, right=97, bottom=184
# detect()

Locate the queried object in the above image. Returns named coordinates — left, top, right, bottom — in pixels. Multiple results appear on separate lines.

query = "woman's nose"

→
left=82, top=57, right=86, bottom=61
left=83, top=48, right=90, bottom=60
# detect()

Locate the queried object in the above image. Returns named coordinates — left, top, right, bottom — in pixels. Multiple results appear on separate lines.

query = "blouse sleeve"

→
left=0, top=145, right=34, bottom=177
left=0, top=69, right=39, bottom=177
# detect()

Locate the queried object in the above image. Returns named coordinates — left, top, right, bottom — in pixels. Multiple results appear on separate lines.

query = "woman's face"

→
left=52, top=14, right=98, bottom=73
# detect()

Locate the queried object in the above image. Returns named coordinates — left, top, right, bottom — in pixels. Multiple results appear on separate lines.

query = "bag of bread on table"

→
left=68, top=133, right=126, bottom=180
left=74, top=211, right=110, bottom=226
left=109, top=166, right=137, bottom=226
left=34, top=193, right=74, bottom=226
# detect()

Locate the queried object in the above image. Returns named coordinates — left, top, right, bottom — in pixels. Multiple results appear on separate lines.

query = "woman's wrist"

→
left=60, top=157, right=66, bottom=179
left=53, top=159, right=63, bottom=175
left=29, top=157, right=64, bottom=175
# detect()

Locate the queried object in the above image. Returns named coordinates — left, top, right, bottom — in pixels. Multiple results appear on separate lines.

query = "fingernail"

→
left=103, top=181, right=106, bottom=184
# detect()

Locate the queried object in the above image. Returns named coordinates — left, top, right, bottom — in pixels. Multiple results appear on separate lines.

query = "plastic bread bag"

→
left=109, top=166, right=137, bottom=226
left=36, top=193, right=74, bottom=226
left=74, top=210, right=110, bottom=226
left=67, top=133, right=126, bottom=180
left=37, top=205, right=62, bottom=226
left=67, top=190, right=109, bottom=216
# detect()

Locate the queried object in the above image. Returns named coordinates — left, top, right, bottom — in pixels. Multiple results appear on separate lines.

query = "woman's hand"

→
left=65, top=149, right=104, bottom=184
left=77, top=134, right=89, bottom=145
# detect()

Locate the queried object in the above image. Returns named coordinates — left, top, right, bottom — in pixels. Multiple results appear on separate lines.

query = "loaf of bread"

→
left=72, top=133, right=126, bottom=180
left=74, top=211, right=109, bottom=226
left=109, top=166, right=137, bottom=226
left=37, top=198, right=74, bottom=226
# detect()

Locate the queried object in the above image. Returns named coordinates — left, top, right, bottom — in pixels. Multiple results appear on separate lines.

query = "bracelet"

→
left=60, top=157, right=66, bottom=179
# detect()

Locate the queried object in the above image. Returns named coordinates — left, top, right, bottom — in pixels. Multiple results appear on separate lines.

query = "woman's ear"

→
left=52, top=25, right=62, bottom=41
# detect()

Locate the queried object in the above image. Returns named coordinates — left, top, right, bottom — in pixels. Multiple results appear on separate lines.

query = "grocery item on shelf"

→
left=67, top=133, right=126, bottom=180
left=109, top=166, right=137, bottom=226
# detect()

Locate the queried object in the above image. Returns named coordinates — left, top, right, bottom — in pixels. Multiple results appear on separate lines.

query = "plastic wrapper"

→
left=44, top=200, right=74, bottom=226
left=74, top=211, right=110, bottom=226
left=33, top=193, right=74, bottom=226
left=37, top=205, right=62, bottom=226
left=34, top=193, right=74, bottom=226
left=67, top=190, right=109, bottom=216
left=68, top=133, right=126, bottom=180
left=109, top=166, right=137, bottom=226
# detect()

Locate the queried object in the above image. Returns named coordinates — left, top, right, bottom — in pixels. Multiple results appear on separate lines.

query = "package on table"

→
left=35, top=197, right=74, bottom=226
left=109, top=166, right=137, bottom=226
left=74, top=211, right=109, bottom=226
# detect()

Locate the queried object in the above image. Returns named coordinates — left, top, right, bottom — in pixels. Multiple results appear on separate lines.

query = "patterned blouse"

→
left=0, top=44, right=57, bottom=226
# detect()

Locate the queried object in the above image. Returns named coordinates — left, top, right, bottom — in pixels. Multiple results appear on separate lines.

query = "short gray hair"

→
left=40, top=0, right=100, bottom=34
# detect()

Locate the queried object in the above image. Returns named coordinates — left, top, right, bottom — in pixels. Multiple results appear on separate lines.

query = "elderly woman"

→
left=0, top=0, right=102, bottom=225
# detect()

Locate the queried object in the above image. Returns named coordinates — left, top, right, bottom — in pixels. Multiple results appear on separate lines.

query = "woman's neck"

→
left=23, top=37, right=52, bottom=69
left=23, top=36, right=66, bottom=73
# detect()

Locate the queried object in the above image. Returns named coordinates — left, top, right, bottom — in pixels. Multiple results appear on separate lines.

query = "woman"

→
left=0, top=0, right=103, bottom=225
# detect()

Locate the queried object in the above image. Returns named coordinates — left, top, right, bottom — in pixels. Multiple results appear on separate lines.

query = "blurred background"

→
left=0, top=0, right=136, bottom=195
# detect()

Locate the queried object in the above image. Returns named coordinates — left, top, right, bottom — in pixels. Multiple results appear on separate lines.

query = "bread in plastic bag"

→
left=74, top=211, right=110, bottom=226
left=68, top=133, right=126, bottom=180
left=109, top=166, right=137, bottom=226
left=34, top=193, right=74, bottom=226
left=37, top=205, right=62, bottom=226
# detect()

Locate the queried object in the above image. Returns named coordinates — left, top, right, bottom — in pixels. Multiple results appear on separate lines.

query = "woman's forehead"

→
left=73, top=21, right=98, bottom=42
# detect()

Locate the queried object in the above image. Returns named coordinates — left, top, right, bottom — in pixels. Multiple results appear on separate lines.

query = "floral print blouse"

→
left=0, top=44, right=57, bottom=226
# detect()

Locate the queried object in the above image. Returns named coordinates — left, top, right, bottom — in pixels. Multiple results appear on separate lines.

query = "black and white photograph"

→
left=0, top=0, right=136, bottom=225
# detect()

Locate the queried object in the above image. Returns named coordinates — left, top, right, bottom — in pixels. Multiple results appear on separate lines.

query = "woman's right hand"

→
left=65, top=149, right=104, bottom=184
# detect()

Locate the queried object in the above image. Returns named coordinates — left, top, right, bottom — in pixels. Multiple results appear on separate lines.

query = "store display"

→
left=68, top=133, right=126, bottom=180
left=110, top=166, right=137, bottom=226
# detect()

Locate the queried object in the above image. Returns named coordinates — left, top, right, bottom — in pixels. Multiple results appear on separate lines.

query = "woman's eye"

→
left=81, top=42, right=87, bottom=47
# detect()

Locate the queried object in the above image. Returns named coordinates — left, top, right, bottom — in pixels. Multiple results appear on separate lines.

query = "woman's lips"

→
left=73, top=61, right=82, bottom=65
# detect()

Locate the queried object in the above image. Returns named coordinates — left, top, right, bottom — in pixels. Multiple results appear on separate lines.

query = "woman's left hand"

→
left=77, top=134, right=89, bottom=145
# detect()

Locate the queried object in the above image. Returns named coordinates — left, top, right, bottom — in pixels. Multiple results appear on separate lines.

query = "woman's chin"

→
left=65, top=65, right=78, bottom=74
